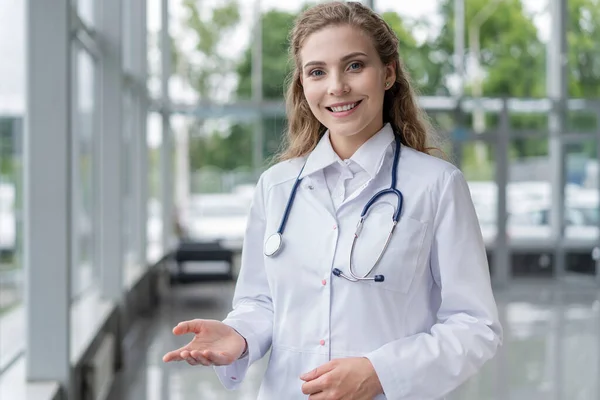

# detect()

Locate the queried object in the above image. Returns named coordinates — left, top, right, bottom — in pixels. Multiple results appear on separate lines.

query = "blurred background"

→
left=2, top=0, right=600, bottom=399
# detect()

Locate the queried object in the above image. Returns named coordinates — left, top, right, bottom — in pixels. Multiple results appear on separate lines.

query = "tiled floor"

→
left=109, top=278, right=600, bottom=400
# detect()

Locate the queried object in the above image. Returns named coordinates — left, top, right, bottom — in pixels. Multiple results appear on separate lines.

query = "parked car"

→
left=183, top=193, right=252, bottom=250
left=468, top=181, right=600, bottom=246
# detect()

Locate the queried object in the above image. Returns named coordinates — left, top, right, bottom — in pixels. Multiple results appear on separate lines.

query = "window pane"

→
left=147, top=112, right=162, bottom=263
left=184, top=116, right=258, bottom=254
left=72, top=48, right=97, bottom=298
left=122, top=89, right=139, bottom=278
left=0, top=0, right=25, bottom=371
left=147, top=0, right=162, bottom=99
left=565, top=139, right=598, bottom=276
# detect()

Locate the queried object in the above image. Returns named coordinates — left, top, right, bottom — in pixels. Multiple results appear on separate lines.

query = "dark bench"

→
left=171, top=240, right=235, bottom=283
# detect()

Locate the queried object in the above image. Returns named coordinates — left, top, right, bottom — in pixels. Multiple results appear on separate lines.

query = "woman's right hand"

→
left=162, top=319, right=247, bottom=367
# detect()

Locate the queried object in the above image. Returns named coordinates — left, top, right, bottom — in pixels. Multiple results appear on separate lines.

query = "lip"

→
left=325, top=100, right=363, bottom=118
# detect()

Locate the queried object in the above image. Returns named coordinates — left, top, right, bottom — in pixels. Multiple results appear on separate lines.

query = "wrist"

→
left=238, top=337, right=249, bottom=359
left=363, top=357, right=383, bottom=395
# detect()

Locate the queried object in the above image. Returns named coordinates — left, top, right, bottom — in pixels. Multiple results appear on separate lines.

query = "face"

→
left=299, top=24, right=395, bottom=145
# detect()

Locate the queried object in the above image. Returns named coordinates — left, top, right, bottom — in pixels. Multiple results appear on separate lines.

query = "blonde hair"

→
left=277, top=1, right=441, bottom=162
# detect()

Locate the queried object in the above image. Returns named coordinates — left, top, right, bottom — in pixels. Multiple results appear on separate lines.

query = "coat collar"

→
left=299, top=123, right=395, bottom=180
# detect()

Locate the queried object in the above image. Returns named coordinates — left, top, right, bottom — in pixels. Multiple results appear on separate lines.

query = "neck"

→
left=329, top=122, right=384, bottom=160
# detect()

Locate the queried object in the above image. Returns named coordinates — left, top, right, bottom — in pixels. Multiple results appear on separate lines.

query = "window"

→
left=72, top=48, right=97, bottom=298
left=0, top=0, right=25, bottom=371
left=146, top=112, right=163, bottom=263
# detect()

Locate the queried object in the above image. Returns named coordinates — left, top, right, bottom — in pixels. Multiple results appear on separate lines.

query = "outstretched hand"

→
left=162, top=319, right=247, bottom=367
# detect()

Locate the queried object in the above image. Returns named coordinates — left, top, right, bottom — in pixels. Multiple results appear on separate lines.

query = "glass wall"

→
left=122, top=88, right=136, bottom=274
left=147, top=0, right=163, bottom=264
left=147, top=112, right=163, bottom=263
left=0, top=0, right=25, bottom=372
left=72, top=47, right=97, bottom=298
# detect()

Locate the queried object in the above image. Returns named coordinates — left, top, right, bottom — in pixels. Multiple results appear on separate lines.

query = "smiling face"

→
left=299, top=24, right=396, bottom=152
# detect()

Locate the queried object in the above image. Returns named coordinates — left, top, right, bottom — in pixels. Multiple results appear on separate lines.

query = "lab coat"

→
left=213, top=125, right=502, bottom=399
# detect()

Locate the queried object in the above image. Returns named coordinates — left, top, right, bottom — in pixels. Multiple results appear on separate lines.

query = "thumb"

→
left=173, top=319, right=204, bottom=335
left=300, top=361, right=336, bottom=381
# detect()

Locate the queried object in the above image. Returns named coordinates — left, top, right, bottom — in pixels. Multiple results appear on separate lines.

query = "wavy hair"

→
left=277, top=1, right=442, bottom=162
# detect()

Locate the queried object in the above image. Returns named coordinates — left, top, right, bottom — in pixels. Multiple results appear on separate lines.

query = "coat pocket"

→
left=349, top=208, right=428, bottom=293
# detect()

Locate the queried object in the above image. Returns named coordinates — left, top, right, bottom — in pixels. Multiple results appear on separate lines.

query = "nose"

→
left=328, top=73, right=350, bottom=96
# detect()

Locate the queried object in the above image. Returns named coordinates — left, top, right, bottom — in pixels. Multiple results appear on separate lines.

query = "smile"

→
left=326, top=100, right=362, bottom=116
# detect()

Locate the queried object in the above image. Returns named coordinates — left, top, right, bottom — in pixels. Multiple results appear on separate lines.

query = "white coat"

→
left=213, top=123, right=503, bottom=399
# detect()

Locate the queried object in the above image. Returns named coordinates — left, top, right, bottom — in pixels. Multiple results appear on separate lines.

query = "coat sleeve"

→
left=364, top=169, right=503, bottom=400
left=213, top=174, right=273, bottom=390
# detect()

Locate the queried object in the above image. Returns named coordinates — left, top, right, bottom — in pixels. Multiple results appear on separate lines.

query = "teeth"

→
left=331, top=102, right=358, bottom=112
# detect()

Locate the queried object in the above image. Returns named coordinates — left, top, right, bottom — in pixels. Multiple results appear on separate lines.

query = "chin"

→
left=325, top=119, right=367, bottom=138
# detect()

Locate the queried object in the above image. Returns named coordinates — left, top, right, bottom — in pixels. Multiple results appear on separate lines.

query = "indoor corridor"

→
left=108, top=271, right=600, bottom=400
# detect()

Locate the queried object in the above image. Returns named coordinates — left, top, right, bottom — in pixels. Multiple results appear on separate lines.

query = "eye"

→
left=348, top=62, right=363, bottom=71
left=309, top=69, right=325, bottom=77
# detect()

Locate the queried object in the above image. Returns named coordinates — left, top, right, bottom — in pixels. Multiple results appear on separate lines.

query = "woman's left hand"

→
left=300, top=357, right=383, bottom=399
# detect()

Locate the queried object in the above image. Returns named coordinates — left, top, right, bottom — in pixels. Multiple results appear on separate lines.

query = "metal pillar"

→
left=547, top=0, right=568, bottom=279
left=136, top=0, right=149, bottom=267
left=252, top=0, right=264, bottom=174
left=131, top=0, right=148, bottom=269
left=453, top=0, right=465, bottom=97
left=160, top=0, right=174, bottom=252
left=493, top=100, right=510, bottom=287
left=25, top=0, right=71, bottom=394
left=98, top=0, right=123, bottom=299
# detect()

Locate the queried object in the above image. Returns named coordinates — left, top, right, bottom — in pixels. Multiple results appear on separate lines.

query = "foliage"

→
left=177, top=0, right=600, bottom=172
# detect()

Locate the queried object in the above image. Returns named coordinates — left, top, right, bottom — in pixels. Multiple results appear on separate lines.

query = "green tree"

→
left=234, top=9, right=297, bottom=165
left=567, top=0, right=600, bottom=98
left=172, top=0, right=242, bottom=172
left=176, top=0, right=240, bottom=98
left=381, top=12, right=446, bottom=96
left=435, top=0, right=545, bottom=98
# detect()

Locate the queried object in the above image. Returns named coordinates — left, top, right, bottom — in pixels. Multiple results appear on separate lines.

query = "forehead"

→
left=299, top=24, right=378, bottom=64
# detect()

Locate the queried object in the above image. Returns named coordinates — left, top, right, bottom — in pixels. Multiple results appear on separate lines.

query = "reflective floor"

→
left=109, top=276, right=600, bottom=400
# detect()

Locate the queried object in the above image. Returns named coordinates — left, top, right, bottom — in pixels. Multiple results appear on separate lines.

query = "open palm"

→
left=162, top=319, right=246, bottom=366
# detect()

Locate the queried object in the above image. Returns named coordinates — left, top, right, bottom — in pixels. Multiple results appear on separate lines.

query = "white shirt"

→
left=321, top=138, right=371, bottom=210
left=214, top=123, right=503, bottom=399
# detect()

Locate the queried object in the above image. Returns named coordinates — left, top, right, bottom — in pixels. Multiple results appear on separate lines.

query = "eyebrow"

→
left=303, top=52, right=368, bottom=70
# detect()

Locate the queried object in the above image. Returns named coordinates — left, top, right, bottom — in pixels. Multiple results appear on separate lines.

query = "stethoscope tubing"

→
left=266, top=131, right=404, bottom=284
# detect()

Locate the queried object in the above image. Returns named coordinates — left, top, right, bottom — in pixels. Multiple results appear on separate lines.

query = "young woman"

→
left=163, top=2, right=502, bottom=399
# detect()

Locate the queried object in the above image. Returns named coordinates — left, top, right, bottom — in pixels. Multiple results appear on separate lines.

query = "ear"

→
left=384, top=61, right=397, bottom=88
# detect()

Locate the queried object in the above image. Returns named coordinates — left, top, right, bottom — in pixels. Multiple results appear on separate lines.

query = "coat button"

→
left=319, top=339, right=326, bottom=346
left=332, top=225, right=337, bottom=230
left=321, top=279, right=327, bottom=286
left=231, top=376, right=237, bottom=380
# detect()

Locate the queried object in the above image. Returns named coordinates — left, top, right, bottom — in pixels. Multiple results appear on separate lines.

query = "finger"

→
left=185, top=357, right=200, bottom=366
left=162, top=347, right=187, bottom=362
left=173, top=319, right=203, bottom=335
left=301, top=373, right=331, bottom=395
left=190, top=350, right=212, bottom=367
left=307, top=393, right=326, bottom=400
left=202, top=349, right=233, bottom=366
left=180, top=350, right=192, bottom=360
left=300, top=361, right=336, bottom=381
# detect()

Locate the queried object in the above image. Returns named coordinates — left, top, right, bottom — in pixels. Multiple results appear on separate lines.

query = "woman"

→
left=163, top=2, right=502, bottom=399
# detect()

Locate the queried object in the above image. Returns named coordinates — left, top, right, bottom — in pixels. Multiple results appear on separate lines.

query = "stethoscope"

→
left=263, top=133, right=403, bottom=283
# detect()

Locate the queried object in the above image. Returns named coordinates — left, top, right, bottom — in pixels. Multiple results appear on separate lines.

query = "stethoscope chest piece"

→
left=264, top=233, right=283, bottom=257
